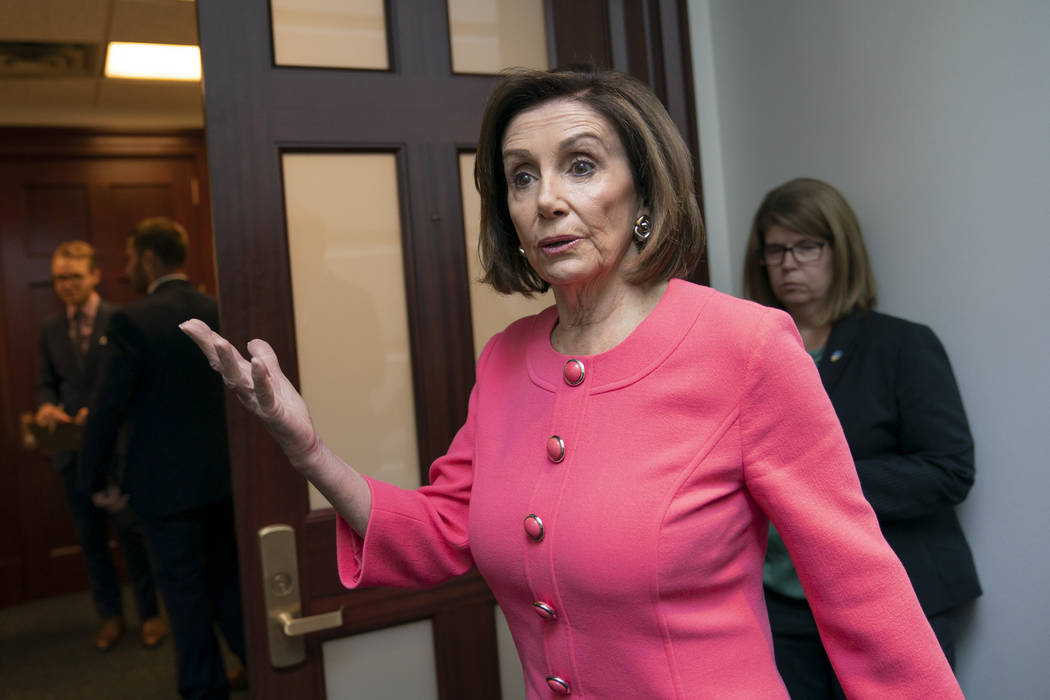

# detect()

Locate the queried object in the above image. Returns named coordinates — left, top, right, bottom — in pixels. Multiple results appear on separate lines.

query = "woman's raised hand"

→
left=180, top=319, right=318, bottom=462
left=180, top=319, right=372, bottom=534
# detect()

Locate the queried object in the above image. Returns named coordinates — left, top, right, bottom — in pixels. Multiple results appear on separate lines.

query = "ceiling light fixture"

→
left=104, top=42, right=201, bottom=81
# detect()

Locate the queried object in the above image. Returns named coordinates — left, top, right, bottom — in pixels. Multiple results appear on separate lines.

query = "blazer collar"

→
left=89, top=300, right=113, bottom=347
left=148, top=273, right=190, bottom=295
left=818, top=310, right=866, bottom=391
left=525, top=279, right=708, bottom=392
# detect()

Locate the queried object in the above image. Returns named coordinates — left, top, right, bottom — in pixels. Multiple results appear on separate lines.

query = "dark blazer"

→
left=80, top=279, right=231, bottom=518
left=818, top=310, right=981, bottom=615
left=36, top=300, right=116, bottom=475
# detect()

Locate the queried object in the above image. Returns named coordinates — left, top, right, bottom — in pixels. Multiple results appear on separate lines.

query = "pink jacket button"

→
left=546, top=435, right=565, bottom=463
left=532, top=601, right=557, bottom=620
left=563, top=359, right=585, bottom=386
left=546, top=676, right=571, bottom=695
left=524, top=514, right=544, bottom=541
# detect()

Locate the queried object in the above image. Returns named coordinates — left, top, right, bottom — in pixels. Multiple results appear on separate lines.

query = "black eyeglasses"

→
left=759, top=240, right=828, bottom=266
left=52, top=273, right=87, bottom=284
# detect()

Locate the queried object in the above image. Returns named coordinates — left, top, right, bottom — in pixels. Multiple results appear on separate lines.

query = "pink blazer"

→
left=337, top=280, right=962, bottom=699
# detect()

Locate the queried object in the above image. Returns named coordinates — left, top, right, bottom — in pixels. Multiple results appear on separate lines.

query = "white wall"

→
left=689, top=1, right=1050, bottom=697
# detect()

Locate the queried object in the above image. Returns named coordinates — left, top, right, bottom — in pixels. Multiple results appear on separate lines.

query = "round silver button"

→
left=563, top=359, right=585, bottom=386
left=524, top=514, right=544, bottom=541
left=546, top=435, right=565, bottom=463
left=546, top=676, right=571, bottom=695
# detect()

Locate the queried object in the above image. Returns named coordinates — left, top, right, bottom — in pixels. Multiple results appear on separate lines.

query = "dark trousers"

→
left=60, top=466, right=158, bottom=621
left=766, top=590, right=959, bottom=699
left=141, top=499, right=246, bottom=700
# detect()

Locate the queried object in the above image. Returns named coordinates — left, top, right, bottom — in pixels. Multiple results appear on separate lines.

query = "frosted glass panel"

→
left=448, top=0, right=549, bottom=74
left=459, top=152, right=552, bottom=358
left=272, top=0, right=388, bottom=69
left=323, top=619, right=438, bottom=700
left=495, top=605, right=526, bottom=700
left=282, top=153, right=420, bottom=511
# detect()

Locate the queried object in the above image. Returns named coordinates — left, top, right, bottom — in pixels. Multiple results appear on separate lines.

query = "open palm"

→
left=180, top=319, right=317, bottom=460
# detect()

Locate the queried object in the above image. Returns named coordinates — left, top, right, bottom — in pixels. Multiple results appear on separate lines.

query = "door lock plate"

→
left=259, top=524, right=343, bottom=667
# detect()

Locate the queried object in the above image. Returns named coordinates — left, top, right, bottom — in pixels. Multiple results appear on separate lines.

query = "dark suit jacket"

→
left=817, top=310, right=981, bottom=615
left=36, top=300, right=116, bottom=475
left=80, top=279, right=231, bottom=518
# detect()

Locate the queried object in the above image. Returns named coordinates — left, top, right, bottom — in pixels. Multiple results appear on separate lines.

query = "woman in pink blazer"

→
left=183, top=69, right=962, bottom=699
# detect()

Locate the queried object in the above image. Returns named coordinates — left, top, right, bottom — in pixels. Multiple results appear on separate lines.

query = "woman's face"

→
left=762, top=224, right=834, bottom=315
left=501, top=98, right=643, bottom=292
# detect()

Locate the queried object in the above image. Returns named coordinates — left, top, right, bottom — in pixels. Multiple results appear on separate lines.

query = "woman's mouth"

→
left=538, top=237, right=581, bottom=256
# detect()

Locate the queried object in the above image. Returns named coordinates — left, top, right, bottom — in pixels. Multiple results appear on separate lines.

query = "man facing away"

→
left=80, top=218, right=246, bottom=700
left=35, top=240, right=166, bottom=651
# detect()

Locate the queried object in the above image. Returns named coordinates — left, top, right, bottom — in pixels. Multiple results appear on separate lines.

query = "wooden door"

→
left=196, top=1, right=701, bottom=698
left=0, top=131, right=214, bottom=608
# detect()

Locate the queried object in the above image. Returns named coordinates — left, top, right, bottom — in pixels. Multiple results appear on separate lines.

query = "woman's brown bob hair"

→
left=743, top=177, right=877, bottom=324
left=475, top=67, right=704, bottom=295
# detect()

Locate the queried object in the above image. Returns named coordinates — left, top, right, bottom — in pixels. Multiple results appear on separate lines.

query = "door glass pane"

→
left=459, top=152, right=551, bottom=358
left=322, top=619, right=438, bottom=700
left=272, top=0, right=389, bottom=70
left=281, top=153, right=420, bottom=511
left=448, top=0, right=549, bottom=74
left=495, top=605, right=526, bottom=700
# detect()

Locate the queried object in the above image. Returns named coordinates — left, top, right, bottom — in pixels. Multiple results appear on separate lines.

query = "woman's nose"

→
left=536, top=175, right=566, bottom=218
left=778, top=249, right=800, bottom=269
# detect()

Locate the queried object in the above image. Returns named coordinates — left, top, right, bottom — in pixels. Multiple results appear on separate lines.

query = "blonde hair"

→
left=53, top=240, right=97, bottom=270
left=743, top=178, right=876, bottom=324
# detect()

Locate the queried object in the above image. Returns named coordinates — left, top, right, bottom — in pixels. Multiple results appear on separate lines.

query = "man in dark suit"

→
left=35, top=240, right=165, bottom=651
left=81, top=219, right=246, bottom=700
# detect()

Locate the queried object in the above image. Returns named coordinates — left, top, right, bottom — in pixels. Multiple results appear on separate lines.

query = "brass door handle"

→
left=277, top=608, right=343, bottom=637
left=259, top=524, right=345, bottom=667
left=20, top=412, right=37, bottom=450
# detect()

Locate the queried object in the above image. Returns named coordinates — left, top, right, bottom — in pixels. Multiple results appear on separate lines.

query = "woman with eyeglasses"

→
left=744, top=177, right=981, bottom=698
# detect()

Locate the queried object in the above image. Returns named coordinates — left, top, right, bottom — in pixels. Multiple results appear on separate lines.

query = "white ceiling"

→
left=0, top=0, right=204, bottom=128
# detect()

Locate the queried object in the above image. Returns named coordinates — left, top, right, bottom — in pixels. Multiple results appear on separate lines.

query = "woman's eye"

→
left=570, top=159, right=595, bottom=176
left=511, top=171, right=535, bottom=188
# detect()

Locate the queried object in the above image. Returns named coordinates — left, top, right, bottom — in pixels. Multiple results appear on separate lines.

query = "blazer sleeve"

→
left=741, top=309, right=962, bottom=699
left=79, top=311, right=142, bottom=492
left=35, top=325, right=61, bottom=408
left=334, top=335, right=496, bottom=590
left=853, top=323, right=975, bottom=520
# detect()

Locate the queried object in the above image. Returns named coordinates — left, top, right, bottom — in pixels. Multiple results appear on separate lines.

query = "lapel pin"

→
left=829, top=349, right=843, bottom=362
left=99, top=336, right=108, bottom=346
